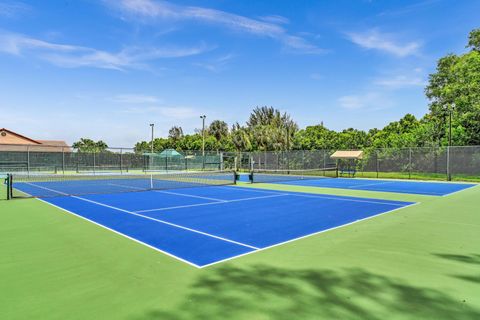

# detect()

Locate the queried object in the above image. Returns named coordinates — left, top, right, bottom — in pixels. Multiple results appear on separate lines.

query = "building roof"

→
left=0, top=128, right=41, bottom=144
left=0, top=128, right=70, bottom=152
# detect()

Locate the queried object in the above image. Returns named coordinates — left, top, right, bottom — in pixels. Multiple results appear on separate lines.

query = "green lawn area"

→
left=1, top=183, right=479, bottom=319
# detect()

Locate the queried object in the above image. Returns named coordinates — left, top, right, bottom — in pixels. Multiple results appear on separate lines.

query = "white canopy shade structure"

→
left=330, top=150, right=364, bottom=160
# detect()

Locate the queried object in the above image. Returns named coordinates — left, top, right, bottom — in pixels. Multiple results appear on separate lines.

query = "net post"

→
left=6, top=174, right=12, bottom=200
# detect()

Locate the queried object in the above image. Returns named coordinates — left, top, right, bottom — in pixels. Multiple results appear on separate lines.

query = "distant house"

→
left=0, top=128, right=70, bottom=152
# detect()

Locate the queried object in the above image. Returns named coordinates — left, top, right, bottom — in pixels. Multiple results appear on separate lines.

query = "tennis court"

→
left=9, top=172, right=414, bottom=267
left=250, top=170, right=477, bottom=196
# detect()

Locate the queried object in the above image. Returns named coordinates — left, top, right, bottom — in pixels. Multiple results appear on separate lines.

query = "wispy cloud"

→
left=110, top=94, right=162, bottom=104
left=105, top=0, right=324, bottom=54
left=259, top=15, right=290, bottom=25
left=374, top=68, right=427, bottom=89
left=338, top=92, right=392, bottom=110
left=193, top=53, right=235, bottom=72
left=346, top=29, right=420, bottom=57
left=375, top=75, right=426, bottom=88
left=0, top=1, right=30, bottom=18
left=122, top=105, right=198, bottom=119
left=378, top=0, right=441, bottom=17
left=0, top=31, right=211, bottom=70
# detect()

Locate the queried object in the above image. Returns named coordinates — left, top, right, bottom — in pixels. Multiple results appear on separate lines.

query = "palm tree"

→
left=231, top=123, right=251, bottom=151
left=208, top=120, right=229, bottom=147
left=168, top=126, right=184, bottom=142
left=247, top=106, right=298, bottom=151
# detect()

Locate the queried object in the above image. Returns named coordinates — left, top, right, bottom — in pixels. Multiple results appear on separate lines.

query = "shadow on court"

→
left=433, top=253, right=480, bottom=285
left=135, top=265, right=480, bottom=320
left=433, top=253, right=480, bottom=265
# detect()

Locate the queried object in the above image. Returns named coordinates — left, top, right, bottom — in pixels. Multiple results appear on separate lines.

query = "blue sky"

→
left=0, top=0, right=479, bottom=147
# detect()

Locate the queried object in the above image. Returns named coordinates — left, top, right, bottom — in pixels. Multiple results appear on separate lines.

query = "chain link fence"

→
left=1, top=144, right=479, bottom=181
left=0, top=144, right=222, bottom=174
left=235, top=147, right=479, bottom=182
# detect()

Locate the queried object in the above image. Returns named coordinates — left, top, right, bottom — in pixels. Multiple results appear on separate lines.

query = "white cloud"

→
left=347, top=29, right=420, bottom=57
left=0, top=1, right=30, bottom=18
left=193, top=53, right=235, bottom=72
left=110, top=94, right=161, bottom=104
left=338, top=92, right=392, bottom=110
left=259, top=15, right=290, bottom=25
left=374, top=75, right=426, bottom=88
left=105, top=0, right=324, bottom=54
left=0, top=31, right=211, bottom=70
left=121, top=106, right=198, bottom=119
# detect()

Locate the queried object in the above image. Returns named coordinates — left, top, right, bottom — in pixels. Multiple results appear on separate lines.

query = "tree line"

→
left=75, top=29, right=480, bottom=154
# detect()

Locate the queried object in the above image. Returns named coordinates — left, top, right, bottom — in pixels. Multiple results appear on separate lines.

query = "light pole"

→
left=200, top=115, right=206, bottom=156
left=447, top=103, right=455, bottom=181
left=149, top=123, right=154, bottom=154
left=200, top=115, right=206, bottom=169
left=448, top=103, right=455, bottom=148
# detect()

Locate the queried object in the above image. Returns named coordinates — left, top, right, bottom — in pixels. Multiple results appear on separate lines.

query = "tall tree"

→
left=72, top=138, right=108, bottom=153
left=231, top=123, right=252, bottom=151
left=208, top=120, right=229, bottom=142
left=168, top=126, right=184, bottom=142
left=425, top=28, right=480, bottom=145
left=247, top=106, right=298, bottom=151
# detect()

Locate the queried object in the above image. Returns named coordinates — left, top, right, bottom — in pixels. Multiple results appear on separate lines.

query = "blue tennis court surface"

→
left=16, top=181, right=415, bottom=267
left=256, top=177, right=477, bottom=196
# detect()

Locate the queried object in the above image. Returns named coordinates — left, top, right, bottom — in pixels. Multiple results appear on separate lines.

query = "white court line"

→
left=287, top=193, right=408, bottom=206
left=23, top=182, right=259, bottom=251
left=22, top=181, right=418, bottom=268
left=107, top=182, right=227, bottom=202
left=348, top=181, right=395, bottom=189
left=223, top=186, right=286, bottom=195
left=199, top=202, right=420, bottom=268
left=24, top=182, right=69, bottom=195
left=441, top=184, right=479, bottom=197
left=232, top=185, right=407, bottom=206
left=34, top=198, right=203, bottom=268
left=135, top=194, right=289, bottom=213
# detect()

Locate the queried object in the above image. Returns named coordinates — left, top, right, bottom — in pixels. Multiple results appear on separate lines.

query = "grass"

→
left=0, top=182, right=479, bottom=319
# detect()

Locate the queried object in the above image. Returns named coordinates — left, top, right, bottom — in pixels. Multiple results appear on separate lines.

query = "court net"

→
left=250, top=167, right=338, bottom=184
left=6, top=170, right=236, bottom=199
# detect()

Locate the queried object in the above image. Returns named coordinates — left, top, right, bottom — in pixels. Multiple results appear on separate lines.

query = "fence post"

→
left=447, top=146, right=451, bottom=181
left=302, top=150, right=305, bottom=169
left=120, top=148, right=123, bottom=174
left=62, top=147, right=65, bottom=175
left=27, top=145, right=30, bottom=176
left=408, top=148, right=412, bottom=179
left=93, top=151, right=96, bottom=175
left=375, top=150, right=379, bottom=179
